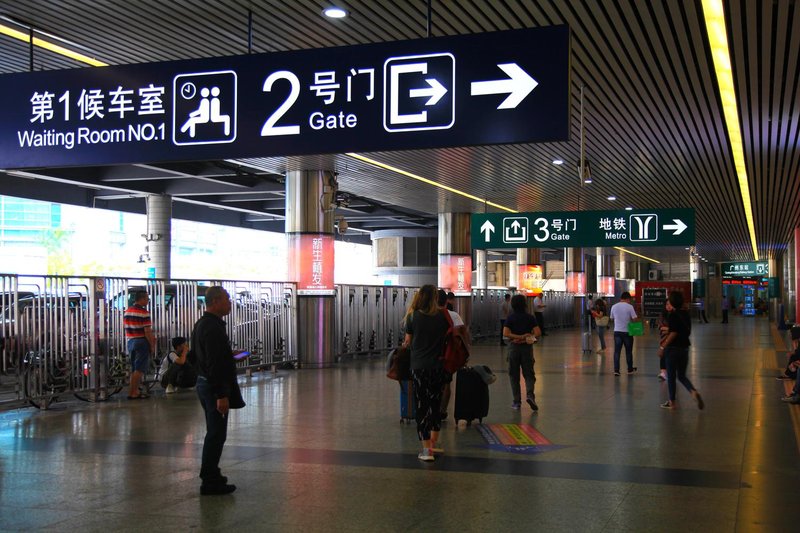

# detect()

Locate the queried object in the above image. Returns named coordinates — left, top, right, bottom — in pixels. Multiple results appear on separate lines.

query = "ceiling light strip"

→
left=0, top=23, right=107, bottom=67
left=613, top=247, right=661, bottom=264
left=701, top=0, right=758, bottom=260
left=345, top=153, right=517, bottom=213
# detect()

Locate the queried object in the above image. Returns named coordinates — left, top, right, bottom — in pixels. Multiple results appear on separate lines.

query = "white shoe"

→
left=418, top=448, right=435, bottom=461
left=165, top=384, right=176, bottom=394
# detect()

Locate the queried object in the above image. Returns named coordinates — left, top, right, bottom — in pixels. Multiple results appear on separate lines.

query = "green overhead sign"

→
left=470, top=208, right=695, bottom=249
left=721, top=262, right=768, bottom=277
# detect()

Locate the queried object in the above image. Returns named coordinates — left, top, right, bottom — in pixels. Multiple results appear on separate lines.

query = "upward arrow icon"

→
left=480, top=220, right=495, bottom=242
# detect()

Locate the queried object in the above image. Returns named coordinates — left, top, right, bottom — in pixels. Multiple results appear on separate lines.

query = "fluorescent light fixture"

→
left=323, top=7, right=348, bottom=18
left=625, top=206, right=633, bottom=211
left=346, top=153, right=517, bottom=213
left=0, top=21, right=107, bottom=67
left=607, top=195, right=616, bottom=201
left=584, top=178, right=592, bottom=184
left=702, top=0, right=758, bottom=260
left=613, top=247, right=660, bottom=264
left=552, top=159, right=564, bottom=165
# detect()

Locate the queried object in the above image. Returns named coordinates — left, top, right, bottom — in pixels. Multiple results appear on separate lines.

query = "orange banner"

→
left=565, top=271, right=586, bottom=295
left=519, top=264, right=543, bottom=295
left=439, top=255, right=472, bottom=296
left=289, top=234, right=335, bottom=295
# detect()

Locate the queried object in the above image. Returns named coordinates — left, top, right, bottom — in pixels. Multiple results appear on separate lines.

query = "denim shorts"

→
left=127, top=338, right=151, bottom=373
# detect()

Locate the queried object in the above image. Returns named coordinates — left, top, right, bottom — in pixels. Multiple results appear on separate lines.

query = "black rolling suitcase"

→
left=454, top=366, right=489, bottom=425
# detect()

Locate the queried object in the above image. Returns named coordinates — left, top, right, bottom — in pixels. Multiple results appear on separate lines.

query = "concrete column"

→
left=438, top=212, right=472, bottom=324
left=768, top=256, right=783, bottom=321
left=145, top=194, right=172, bottom=279
left=618, top=250, right=626, bottom=279
left=509, top=259, right=518, bottom=288
left=475, top=249, right=488, bottom=289
left=286, top=169, right=336, bottom=368
left=597, top=247, right=614, bottom=296
left=786, top=237, right=796, bottom=323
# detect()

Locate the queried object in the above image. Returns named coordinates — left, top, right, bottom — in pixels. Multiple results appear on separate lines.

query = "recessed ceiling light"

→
left=584, top=178, right=592, bottom=184
left=323, top=6, right=348, bottom=18
left=607, top=196, right=616, bottom=201
left=552, top=159, right=564, bottom=165
left=625, top=206, right=633, bottom=211
left=685, top=247, right=690, bottom=250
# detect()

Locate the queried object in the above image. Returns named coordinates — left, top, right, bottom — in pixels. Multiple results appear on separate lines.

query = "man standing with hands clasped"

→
left=192, top=286, right=246, bottom=495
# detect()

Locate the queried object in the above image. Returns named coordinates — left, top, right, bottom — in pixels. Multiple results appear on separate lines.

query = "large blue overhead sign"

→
left=0, top=26, right=569, bottom=169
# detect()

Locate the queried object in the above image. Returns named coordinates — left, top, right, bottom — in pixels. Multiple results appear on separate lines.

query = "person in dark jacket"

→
left=192, top=286, right=243, bottom=495
left=503, top=294, right=541, bottom=411
left=659, top=291, right=704, bottom=410
left=403, top=284, right=449, bottom=461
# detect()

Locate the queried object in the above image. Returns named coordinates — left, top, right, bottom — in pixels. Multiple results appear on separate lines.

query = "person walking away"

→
left=404, top=285, right=449, bottom=461
left=499, top=294, right=511, bottom=345
left=124, top=290, right=156, bottom=400
left=721, top=296, right=729, bottom=324
left=503, top=294, right=541, bottom=412
left=609, top=291, right=640, bottom=376
left=659, top=291, right=704, bottom=410
left=533, top=293, right=547, bottom=336
left=657, top=304, right=669, bottom=381
left=192, top=286, right=245, bottom=495
left=591, top=298, right=608, bottom=354
left=698, top=297, right=709, bottom=323
left=439, top=290, right=466, bottom=420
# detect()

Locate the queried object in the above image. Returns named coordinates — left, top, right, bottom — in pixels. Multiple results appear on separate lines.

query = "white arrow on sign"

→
left=663, top=219, right=688, bottom=235
left=480, top=220, right=496, bottom=242
left=409, top=78, right=448, bottom=106
left=470, top=63, right=538, bottom=109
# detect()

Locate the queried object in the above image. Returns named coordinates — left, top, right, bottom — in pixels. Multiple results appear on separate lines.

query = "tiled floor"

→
left=1, top=316, right=799, bottom=531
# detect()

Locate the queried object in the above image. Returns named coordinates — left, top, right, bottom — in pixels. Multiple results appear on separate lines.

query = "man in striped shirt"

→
left=124, top=290, right=156, bottom=399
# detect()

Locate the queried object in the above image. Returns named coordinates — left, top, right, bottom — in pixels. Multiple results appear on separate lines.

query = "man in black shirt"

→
left=192, top=286, right=241, bottom=495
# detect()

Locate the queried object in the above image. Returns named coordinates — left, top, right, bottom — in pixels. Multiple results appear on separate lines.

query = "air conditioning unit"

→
left=648, top=269, right=662, bottom=281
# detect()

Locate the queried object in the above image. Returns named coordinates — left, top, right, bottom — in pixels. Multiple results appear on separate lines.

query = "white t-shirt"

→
left=500, top=300, right=510, bottom=319
left=159, top=350, right=179, bottom=376
left=533, top=296, right=544, bottom=313
left=610, top=301, right=637, bottom=332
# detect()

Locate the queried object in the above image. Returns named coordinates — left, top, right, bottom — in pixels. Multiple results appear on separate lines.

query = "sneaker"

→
left=658, top=372, right=666, bottom=382
left=165, top=384, right=176, bottom=394
left=526, top=395, right=538, bottom=411
left=660, top=401, right=674, bottom=409
left=776, top=375, right=793, bottom=380
left=627, top=367, right=638, bottom=375
left=511, top=401, right=521, bottom=410
left=200, top=483, right=236, bottom=495
left=418, top=449, right=435, bottom=461
left=613, top=371, right=621, bottom=376
left=781, top=394, right=800, bottom=403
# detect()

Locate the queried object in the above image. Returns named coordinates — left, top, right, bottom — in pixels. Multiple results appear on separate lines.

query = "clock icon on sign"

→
left=180, top=82, right=197, bottom=100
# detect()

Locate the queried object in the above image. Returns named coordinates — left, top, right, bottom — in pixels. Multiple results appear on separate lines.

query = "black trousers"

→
left=196, top=376, right=228, bottom=483
left=535, top=312, right=545, bottom=335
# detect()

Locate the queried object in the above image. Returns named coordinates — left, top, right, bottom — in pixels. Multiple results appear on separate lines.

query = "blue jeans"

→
left=126, top=338, right=151, bottom=373
left=597, top=326, right=607, bottom=349
left=613, top=332, right=634, bottom=373
left=664, top=347, right=696, bottom=401
left=196, top=376, right=228, bottom=483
